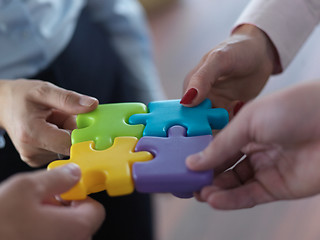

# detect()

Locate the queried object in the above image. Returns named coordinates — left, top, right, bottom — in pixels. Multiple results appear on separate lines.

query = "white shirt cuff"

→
left=234, top=0, right=320, bottom=70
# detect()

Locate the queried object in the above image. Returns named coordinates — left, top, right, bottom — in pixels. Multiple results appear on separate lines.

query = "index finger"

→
left=181, top=48, right=232, bottom=107
left=44, top=198, right=105, bottom=239
left=28, top=81, right=98, bottom=114
left=68, top=198, right=105, bottom=235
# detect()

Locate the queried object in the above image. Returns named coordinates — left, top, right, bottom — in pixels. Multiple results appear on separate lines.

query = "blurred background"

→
left=139, top=0, right=320, bottom=240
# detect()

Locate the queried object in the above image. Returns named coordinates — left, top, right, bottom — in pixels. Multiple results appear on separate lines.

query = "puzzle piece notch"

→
left=129, top=99, right=229, bottom=138
left=72, top=103, right=147, bottom=150
left=132, top=125, right=213, bottom=198
left=48, top=137, right=153, bottom=200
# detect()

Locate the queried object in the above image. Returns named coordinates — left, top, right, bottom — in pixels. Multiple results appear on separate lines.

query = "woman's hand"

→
left=0, top=79, right=98, bottom=166
left=181, top=24, right=279, bottom=116
left=187, top=81, right=320, bottom=209
left=0, top=164, right=105, bottom=240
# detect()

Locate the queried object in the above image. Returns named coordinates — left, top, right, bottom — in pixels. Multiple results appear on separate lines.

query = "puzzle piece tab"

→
left=129, top=99, right=228, bottom=137
left=48, top=138, right=153, bottom=200
left=133, top=126, right=213, bottom=198
left=72, top=103, right=147, bottom=150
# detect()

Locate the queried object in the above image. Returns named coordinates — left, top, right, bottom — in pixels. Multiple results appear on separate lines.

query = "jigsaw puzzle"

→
left=71, top=103, right=147, bottom=150
left=133, top=126, right=213, bottom=198
left=48, top=99, right=229, bottom=200
left=129, top=99, right=228, bottom=137
left=48, top=138, right=152, bottom=200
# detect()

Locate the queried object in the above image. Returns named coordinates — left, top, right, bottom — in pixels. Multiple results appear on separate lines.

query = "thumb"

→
left=186, top=105, right=251, bottom=171
left=34, top=163, right=81, bottom=198
left=31, top=82, right=98, bottom=114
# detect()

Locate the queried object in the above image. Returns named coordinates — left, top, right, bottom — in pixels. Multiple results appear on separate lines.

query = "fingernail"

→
left=79, top=96, right=97, bottom=107
left=60, top=163, right=81, bottom=178
left=180, top=88, right=198, bottom=104
left=233, top=101, right=245, bottom=116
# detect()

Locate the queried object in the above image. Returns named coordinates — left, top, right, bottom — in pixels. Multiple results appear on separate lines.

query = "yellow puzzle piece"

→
left=48, top=137, right=153, bottom=200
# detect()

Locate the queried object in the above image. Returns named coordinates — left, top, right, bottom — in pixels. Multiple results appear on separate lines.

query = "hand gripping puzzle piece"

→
left=132, top=126, right=213, bottom=198
left=48, top=137, right=153, bottom=200
left=72, top=103, right=147, bottom=150
left=129, top=98, right=229, bottom=137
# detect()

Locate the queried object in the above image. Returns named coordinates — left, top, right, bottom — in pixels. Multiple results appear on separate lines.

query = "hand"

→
left=181, top=24, right=279, bottom=116
left=0, top=79, right=98, bottom=166
left=0, top=164, right=105, bottom=240
left=186, top=81, right=320, bottom=209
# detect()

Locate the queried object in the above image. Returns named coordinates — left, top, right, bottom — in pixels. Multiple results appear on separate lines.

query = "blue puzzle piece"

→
left=133, top=126, right=214, bottom=198
left=129, top=99, right=229, bottom=137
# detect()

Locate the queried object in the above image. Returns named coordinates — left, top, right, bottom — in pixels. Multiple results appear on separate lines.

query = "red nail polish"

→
left=233, top=101, right=245, bottom=116
left=180, top=88, right=198, bottom=104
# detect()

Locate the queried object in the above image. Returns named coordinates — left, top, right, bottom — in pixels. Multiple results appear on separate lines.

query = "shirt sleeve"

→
left=86, top=0, right=165, bottom=102
left=234, top=0, right=320, bottom=72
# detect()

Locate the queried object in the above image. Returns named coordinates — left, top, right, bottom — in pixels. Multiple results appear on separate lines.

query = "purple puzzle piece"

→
left=133, top=125, right=213, bottom=198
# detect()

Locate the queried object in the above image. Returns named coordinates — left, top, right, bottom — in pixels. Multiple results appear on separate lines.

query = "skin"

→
left=0, top=164, right=105, bottom=240
left=182, top=24, right=279, bottom=116
left=0, top=79, right=98, bottom=166
left=186, top=81, right=320, bottom=210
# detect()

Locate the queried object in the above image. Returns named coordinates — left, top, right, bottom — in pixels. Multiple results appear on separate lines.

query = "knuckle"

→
left=209, top=48, right=228, bottom=62
left=31, top=81, right=55, bottom=100
left=20, top=154, right=36, bottom=167
left=18, top=147, right=40, bottom=167
left=21, top=150, right=59, bottom=167
left=59, top=90, right=77, bottom=107
left=210, top=48, right=232, bottom=75
left=20, top=153, right=47, bottom=167
left=17, top=128, right=33, bottom=145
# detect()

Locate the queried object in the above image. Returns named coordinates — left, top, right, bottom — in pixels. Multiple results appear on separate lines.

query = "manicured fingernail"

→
left=180, top=88, right=198, bottom=104
left=61, top=163, right=81, bottom=178
left=233, top=101, right=245, bottom=116
left=79, top=96, right=97, bottom=107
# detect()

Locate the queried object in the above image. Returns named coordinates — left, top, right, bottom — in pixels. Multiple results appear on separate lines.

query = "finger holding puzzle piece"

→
left=47, top=99, right=229, bottom=200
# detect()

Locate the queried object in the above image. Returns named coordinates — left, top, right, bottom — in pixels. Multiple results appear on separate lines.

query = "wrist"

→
left=232, top=24, right=282, bottom=74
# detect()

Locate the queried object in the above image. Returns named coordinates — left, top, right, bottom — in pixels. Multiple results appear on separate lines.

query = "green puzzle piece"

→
left=71, top=103, right=147, bottom=150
